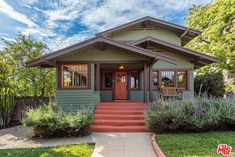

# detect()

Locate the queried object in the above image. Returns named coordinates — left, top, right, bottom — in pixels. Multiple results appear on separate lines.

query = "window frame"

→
left=130, top=71, right=140, bottom=90
left=152, top=70, right=159, bottom=89
left=102, top=71, right=113, bottom=90
left=155, top=69, right=188, bottom=90
left=61, top=64, right=90, bottom=89
left=159, top=70, right=176, bottom=88
left=177, top=70, right=187, bottom=90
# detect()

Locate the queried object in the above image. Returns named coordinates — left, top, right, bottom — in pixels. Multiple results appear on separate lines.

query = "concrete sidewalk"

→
left=91, top=132, right=156, bottom=157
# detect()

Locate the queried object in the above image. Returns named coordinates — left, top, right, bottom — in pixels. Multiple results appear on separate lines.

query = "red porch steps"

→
left=91, top=102, right=147, bottom=132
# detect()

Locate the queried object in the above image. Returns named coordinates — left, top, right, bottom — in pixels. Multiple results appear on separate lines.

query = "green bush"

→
left=194, top=72, right=225, bottom=97
left=23, top=103, right=94, bottom=137
left=145, top=97, right=235, bottom=133
left=0, top=92, right=15, bottom=128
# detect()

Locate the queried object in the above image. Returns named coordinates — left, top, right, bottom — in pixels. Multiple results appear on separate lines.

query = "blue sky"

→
left=0, top=0, right=212, bottom=52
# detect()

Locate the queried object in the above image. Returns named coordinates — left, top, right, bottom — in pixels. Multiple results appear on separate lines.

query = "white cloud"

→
left=1, top=36, right=15, bottom=42
left=20, top=27, right=56, bottom=37
left=0, top=0, right=213, bottom=51
left=22, top=0, right=38, bottom=5
left=79, top=0, right=212, bottom=32
left=46, top=33, right=91, bottom=51
left=0, top=0, right=36, bottom=27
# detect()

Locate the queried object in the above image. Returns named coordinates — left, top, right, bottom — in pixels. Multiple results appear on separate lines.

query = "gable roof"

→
left=26, top=36, right=177, bottom=67
left=96, top=16, right=201, bottom=46
left=130, top=36, right=220, bottom=68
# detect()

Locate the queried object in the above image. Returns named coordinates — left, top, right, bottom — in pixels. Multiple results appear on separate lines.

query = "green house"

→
left=26, top=16, right=219, bottom=110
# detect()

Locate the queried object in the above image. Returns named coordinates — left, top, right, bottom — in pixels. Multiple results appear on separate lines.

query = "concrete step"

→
left=93, top=119, right=146, bottom=126
left=99, top=103, right=145, bottom=106
left=96, top=106, right=145, bottom=110
left=95, top=110, right=144, bottom=115
left=91, top=125, right=147, bottom=132
left=94, top=114, right=145, bottom=120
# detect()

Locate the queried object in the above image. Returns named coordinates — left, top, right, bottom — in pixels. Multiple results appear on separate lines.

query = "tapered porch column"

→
left=149, top=64, right=153, bottom=103
left=143, top=63, right=148, bottom=103
left=95, top=63, right=100, bottom=91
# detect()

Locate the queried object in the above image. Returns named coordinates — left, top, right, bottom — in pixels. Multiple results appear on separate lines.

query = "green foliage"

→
left=194, top=71, right=225, bottom=97
left=0, top=91, right=15, bottom=128
left=23, top=103, right=94, bottom=137
left=0, top=61, right=16, bottom=128
left=145, top=97, right=235, bottom=133
left=0, top=143, right=95, bottom=157
left=185, top=0, right=235, bottom=73
left=0, top=34, right=55, bottom=96
left=156, top=131, right=235, bottom=157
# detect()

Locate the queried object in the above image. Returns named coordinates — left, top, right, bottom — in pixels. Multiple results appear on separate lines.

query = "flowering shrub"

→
left=145, top=97, right=235, bottom=133
left=23, top=103, right=94, bottom=137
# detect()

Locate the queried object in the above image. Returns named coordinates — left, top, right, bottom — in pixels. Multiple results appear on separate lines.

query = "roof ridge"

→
left=96, top=16, right=201, bottom=36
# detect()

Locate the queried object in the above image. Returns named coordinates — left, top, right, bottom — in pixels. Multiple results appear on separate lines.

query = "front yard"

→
left=156, top=131, right=235, bottom=157
left=0, top=143, right=95, bottom=157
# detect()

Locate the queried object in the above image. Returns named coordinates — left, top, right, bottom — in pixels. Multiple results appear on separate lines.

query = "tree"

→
left=194, top=71, right=225, bottom=97
left=0, top=57, right=16, bottom=127
left=185, top=0, right=235, bottom=74
left=0, top=34, right=55, bottom=96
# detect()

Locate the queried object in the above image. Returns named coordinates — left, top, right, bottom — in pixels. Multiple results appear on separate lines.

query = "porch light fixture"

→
left=118, top=65, right=125, bottom=70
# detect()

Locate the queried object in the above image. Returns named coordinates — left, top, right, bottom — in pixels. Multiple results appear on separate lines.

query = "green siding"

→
left=56, top=39, right=195, bottom=106
left=111, top=29, right=181, bottom=45
left=56, top=64, right=100, bottom=111
left=100, top=90, right=113, bottom=101
left=153, top=50, right=194, bottom=98
left=57, top=46, right=151, bottom=62
left=130, top=91, right=144, bottom=101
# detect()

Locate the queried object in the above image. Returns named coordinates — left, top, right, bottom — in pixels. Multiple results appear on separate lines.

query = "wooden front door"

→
left=115, top=72, right=128, bottom=100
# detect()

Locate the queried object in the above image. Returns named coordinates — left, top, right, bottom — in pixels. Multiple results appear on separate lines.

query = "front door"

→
left=115, top=72, right=128, bottom=100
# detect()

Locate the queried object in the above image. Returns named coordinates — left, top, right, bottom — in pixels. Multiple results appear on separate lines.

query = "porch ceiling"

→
left=100, top=63, right=144, bottom=71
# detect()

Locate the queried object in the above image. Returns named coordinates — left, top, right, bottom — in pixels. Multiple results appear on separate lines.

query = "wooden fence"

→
left=10, top=96, right=54, bottom=125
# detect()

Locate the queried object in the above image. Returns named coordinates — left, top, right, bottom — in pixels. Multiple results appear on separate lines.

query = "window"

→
left=103, top=72, right=113, bottom=89
left=177, top=71, right=187, bottom=89
left=158, top=70, right=188, bottom=90
left=160, top=71, right=175, bottom=88
left=152, top=71, right=158, bottom=88
left=130, top=72, right=139, bottom=89
left=62, top=64, right=88, bottom=88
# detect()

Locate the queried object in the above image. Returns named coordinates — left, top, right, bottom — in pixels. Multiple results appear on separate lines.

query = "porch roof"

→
left=130, top=36, right=220, bottom=68
left=26, top=36, right=177, bottom=67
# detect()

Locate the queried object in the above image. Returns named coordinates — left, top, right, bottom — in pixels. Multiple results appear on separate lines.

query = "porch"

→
left=94, top=62, right=154, bottom=103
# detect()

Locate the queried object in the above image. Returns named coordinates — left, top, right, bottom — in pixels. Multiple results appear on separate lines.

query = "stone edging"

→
left=151, top=133, right=166, bottom=157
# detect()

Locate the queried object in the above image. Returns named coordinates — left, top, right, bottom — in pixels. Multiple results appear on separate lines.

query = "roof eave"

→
left=26, top=36, right=177, bottom=67
left=130, top=36, right=220, bottom=66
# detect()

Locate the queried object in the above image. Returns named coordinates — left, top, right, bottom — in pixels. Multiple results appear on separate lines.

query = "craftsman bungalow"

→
left=26, top=16, right=219, bottom=110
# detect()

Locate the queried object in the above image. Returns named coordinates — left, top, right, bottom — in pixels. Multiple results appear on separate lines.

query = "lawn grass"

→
left=0, top=143, right=95, bottom=157
left=156, top=131, right=235, bottom=157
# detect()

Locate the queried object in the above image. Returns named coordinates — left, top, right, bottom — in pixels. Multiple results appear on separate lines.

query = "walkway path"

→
left=91, top=132, right=156, bottom=157
left=0, top=125, right=94, bottom=149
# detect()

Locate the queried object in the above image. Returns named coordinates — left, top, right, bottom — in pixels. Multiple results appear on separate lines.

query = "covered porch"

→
left=94, top=61, right=154, bottom=103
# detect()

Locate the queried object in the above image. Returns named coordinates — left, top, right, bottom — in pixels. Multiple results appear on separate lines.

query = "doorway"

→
left=115, top=72, right=128, bottom=100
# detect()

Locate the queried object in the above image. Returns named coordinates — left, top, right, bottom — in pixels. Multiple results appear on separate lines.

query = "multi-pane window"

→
left=130, top=72, right=139, bottom=89
left=152, top=71, right=158, bottom=88
left=177, top=71, right=187, bottom=89
left=62, top=64, right=88, bottom=88
left=103, top=72, right=113, bottom=89
left=158, top=70, right=187, bottom=89
left=160, top=71, right=175, bottom=88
